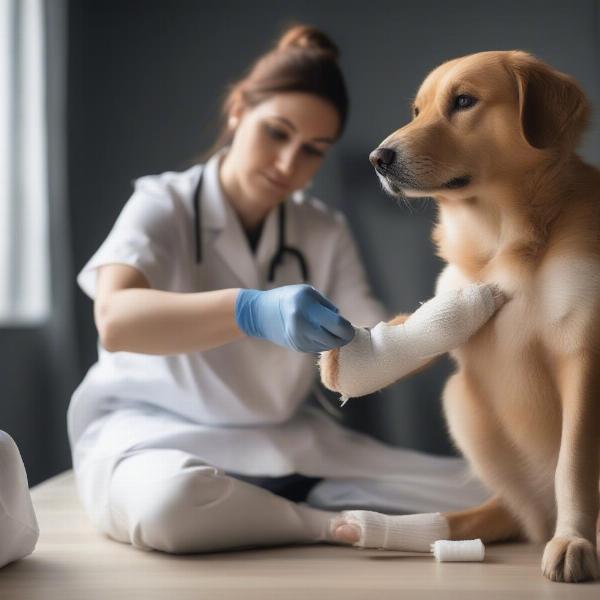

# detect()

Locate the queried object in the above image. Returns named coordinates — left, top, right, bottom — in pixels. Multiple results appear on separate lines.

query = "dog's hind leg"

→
left=330, top=495, right=522, bottom=551
left=444, top=495, right=522, bottom=543
left=443, top=372, right=554, bottom=543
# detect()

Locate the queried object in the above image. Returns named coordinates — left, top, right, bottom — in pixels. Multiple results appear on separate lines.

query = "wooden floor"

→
left=0, top=471, right=598, bottom=599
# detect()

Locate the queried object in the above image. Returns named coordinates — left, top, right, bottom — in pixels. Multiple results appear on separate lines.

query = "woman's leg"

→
left=306, top=457, right=488, bottom=515
left=106, top=448, right=339, bottom=553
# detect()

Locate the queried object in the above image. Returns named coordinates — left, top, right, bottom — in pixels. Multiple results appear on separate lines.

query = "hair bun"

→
left=276, top=24, right=340, bottom=61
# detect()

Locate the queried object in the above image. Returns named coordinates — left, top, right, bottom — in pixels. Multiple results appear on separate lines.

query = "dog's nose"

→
left=369, top=147, right=396, bottom=169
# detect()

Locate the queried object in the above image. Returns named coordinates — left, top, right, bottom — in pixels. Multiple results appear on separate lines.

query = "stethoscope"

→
left=193, top=168, right=310, bottom=282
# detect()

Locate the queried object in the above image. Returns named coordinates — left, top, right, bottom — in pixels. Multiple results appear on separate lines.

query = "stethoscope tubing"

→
left=193, top=168, right=309, bottom=283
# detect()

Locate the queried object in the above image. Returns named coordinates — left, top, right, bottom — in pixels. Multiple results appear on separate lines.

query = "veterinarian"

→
left=68, top=25, right=499, bottom=554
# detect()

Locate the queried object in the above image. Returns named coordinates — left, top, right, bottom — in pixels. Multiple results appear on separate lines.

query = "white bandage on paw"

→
left=332, top=283, right=504, bottom=399
left=331, top=510, right=450, bottom=552
left=431, top=539, right=485, bottom=562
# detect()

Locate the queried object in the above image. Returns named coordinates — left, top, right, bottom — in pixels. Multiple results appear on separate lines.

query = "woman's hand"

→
left=235, top=284, right=355, bottom=352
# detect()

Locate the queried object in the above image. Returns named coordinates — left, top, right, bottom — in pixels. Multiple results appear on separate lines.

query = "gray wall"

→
left=66, top=0, right=600, bottom=457
left=3, top=0, right=598, bottom=486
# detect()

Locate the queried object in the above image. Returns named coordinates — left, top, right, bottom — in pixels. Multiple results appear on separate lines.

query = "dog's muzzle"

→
left=369, top=146, right=421, bottom=191
left=369, top=145, right=471, bottom=193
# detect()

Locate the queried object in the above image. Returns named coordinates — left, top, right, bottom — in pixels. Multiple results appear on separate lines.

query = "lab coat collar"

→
left=199, top=151, right=227, bottom=232
left=201, top=150, right=279, bottom=290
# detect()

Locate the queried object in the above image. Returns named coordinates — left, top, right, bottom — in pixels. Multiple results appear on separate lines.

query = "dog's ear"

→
left=508, top=51, right=589, bottom=151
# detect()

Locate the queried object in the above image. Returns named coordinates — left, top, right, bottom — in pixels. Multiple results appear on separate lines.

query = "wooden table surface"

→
left=0, top=471, right=598, bottom=599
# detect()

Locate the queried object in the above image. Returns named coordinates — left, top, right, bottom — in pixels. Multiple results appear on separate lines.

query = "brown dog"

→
left=322, top=51, right=600, bottom=583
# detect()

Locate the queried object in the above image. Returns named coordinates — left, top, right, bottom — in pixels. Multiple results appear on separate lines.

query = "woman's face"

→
left=223, top=92, right=340, bottom=213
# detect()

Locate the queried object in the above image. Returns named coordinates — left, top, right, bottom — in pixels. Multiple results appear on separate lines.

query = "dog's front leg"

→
left=542, top=353, right=600, bottom=583
left=320, top=283, right=503, bottom=397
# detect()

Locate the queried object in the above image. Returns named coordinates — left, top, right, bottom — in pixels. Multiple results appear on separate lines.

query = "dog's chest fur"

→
left=435, top=210, right=600, bottom=463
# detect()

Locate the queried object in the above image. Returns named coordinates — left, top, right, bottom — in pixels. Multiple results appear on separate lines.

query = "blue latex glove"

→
left=235, top=285, right=355, bottom=353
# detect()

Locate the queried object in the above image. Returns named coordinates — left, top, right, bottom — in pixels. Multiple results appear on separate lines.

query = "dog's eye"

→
left=453, top=94, right=477, bottom=111
left=413, top=106, right=420, bottom=118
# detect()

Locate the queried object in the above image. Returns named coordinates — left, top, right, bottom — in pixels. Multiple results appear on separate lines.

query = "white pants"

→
left=0, top=431, right=39, bottom=567
left=107, top=449, right=335, bottom=553
left=72, top=408, right=489, bottom=554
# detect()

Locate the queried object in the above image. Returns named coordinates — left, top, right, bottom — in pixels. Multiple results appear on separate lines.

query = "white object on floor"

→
left=329, top=283, right=504, bottom=400
left=0, top=430, right=39, bottom=568
left=431, top=539, right=485, bottom=562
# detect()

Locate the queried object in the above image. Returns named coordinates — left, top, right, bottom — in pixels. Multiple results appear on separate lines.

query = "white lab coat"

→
left=69, top=151, right=385, bottom=464
left=68, top=152, right=487, bottom=538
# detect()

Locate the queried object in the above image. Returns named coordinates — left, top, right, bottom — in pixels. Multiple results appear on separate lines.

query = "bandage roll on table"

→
left=431, top=539, right=485, bottom=562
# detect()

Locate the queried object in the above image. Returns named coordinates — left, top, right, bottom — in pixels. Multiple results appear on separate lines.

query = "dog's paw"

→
left=318, top=347, right=340, bottom=392
left=542, top=536, right=599, bottom=583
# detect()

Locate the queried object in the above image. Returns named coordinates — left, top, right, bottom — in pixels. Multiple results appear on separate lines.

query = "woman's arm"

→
left=94, top=264, right=244, bottom=355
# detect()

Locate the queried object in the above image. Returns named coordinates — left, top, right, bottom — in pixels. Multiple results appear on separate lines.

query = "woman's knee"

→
left=0, top=430, right=19, bottom=460
left=116, top=460, right=234, bottom=553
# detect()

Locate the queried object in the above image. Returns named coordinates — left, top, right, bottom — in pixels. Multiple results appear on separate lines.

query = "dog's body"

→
left=368, top=51, right=600, bottom=582
left=435, top=155, right=600, bottom=554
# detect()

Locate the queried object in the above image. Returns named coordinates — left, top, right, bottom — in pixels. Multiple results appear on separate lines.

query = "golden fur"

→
left=323, top=50, right=600, bottom=582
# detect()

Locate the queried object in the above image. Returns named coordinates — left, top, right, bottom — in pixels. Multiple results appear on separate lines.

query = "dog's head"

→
left=371, top=51, right=589, bottom=200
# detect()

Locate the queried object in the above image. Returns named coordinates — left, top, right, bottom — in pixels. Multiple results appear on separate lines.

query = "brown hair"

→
left=212, top=24, right=349, bottom=150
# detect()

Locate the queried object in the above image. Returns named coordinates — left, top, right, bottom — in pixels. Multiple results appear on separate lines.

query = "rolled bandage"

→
left=328, top=283, right=504, bottom=400
left=431, top=539, right=485, bottom=562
